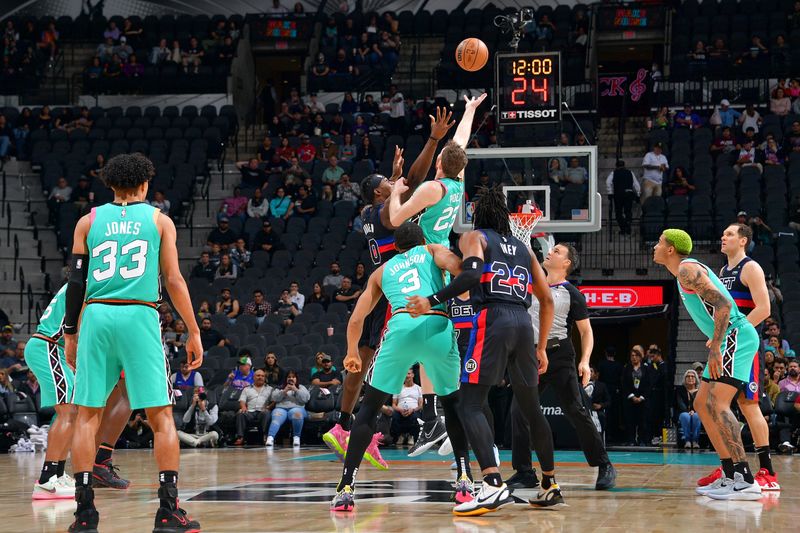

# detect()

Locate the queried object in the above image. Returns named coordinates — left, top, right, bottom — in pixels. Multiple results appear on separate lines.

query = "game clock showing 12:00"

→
left=495, top=52, right=561, bottom=125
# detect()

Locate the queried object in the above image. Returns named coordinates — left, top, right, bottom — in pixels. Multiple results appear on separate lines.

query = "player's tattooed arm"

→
left=679, top=263, right=731, bottom=378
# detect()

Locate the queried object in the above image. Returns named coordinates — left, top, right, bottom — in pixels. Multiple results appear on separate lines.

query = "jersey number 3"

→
left=92, top=239, right=149, bottom=281
left=398, top=268, right=421, bottom=294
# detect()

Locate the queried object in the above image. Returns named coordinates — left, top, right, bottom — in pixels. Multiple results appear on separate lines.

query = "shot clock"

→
left=495, top=51, right=561, bottom=125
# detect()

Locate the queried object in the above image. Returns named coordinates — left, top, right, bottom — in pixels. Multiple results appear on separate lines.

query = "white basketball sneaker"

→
left=32, top=475, right=74, bottom=500
left=453, top=482, right=514, bottom=516
left=705, top=472, right=763, bottom=501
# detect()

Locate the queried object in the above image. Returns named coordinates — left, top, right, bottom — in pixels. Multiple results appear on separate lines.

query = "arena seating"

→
left=670, top=0, right=799, bottom=80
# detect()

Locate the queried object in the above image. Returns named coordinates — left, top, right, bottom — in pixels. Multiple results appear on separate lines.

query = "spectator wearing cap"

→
left=673, top=104, right=701, bottom=129
left=233, top=369, right=273, bottom=445
left=244, top=290, right=272, bottom=325
left=310, top=353, right=341, bottom=390
left=297, top=135, right=316, bottom=163
left=206, top=217, right=238, bottom=251
left=0, top=324, right=16, bottom=353
left=253, top=220, right=278, bottom=254
left=641, top=143, right=669, bottom=201
left=319, top=133, right=338, bottom=160
left=226, top=356, right=255, bottom=391
left=716, top=99, right=741, bottom=129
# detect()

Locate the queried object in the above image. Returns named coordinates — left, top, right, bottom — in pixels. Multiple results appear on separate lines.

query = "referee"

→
left=507, top=243, right=617, bottom=490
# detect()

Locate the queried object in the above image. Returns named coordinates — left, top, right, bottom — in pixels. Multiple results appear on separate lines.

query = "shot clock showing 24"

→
left=495, top=51, right=562, bottom=125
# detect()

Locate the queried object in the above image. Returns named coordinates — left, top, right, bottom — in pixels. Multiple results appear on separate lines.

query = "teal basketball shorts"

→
left=701, top=321, right=761, bottom=399
left=73, top=303, right=172, bottom=409
left=24, top=337, right=74, bottom=408
left=367, top=312, right=460, bottom=396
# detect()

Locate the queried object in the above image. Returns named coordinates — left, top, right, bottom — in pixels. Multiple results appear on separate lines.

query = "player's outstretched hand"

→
left=186, top=333, right=204, bottom=370
left=391, top=177, right=409, bottom=197
left=344, top=353, right=361, bottom=373
left=405, top=295, right=431, bottom=317
left=463, top=92, right=488, bottom=110
left=536, top=347, right=549, bottom=375
left=64, top=334, right=77, bottom=371
left=706, top=339, right=722, bottom=379
left=430, top=106, right=455, bottom=139
left=391, top=146, right=404, bottom=180
left=578, top=361, right=591, bottom=387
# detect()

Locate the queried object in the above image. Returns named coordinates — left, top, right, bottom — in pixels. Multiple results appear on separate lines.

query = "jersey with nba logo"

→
left=470, top=229, right=533, bottom=310
left=719, top=257, right=755, bottom=315
left=85, top=202, right=161, bottom=303
left=362, top=204, right=397, bottom=267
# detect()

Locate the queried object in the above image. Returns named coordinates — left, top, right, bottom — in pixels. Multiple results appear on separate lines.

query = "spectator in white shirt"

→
left=734, top=139, right=763, bottom=175
left=267, top=0, right=288, bottom=15
left=306, top=93, right=326, bottom=114
left=739, top=103, right=763, bottom=133
left=233, top=370, right=273, bottom=445
left=288, top=281, right=305, bottom=310
left=641, top=143, right=669, bottom=201
left=247, top=187, right=270, bottom=219
left=391, top=369, right=422, bottom=444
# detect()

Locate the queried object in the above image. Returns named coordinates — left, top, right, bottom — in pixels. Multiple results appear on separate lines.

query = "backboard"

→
left=454, top=145, right=601, bottom=234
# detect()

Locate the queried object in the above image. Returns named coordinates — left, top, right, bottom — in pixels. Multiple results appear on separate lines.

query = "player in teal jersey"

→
left=26, top=286, right=134, bottom=499
left=653, top=229, right=762, bottom=501
left=331, top=223, right=475, bottom=512
left=385, top=93, right=486, bottom=455
left=63, top=154, right=202, bottom=532
left=26, top=285, right=77, bottom=500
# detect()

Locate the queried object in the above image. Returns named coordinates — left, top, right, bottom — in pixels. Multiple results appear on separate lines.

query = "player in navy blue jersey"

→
left=406, top=185, right=558, bottom=516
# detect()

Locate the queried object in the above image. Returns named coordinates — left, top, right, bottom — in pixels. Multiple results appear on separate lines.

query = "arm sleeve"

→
left=182, top=407, right=193, bottom=424
left=295, top=386, right=310, bottom=404
left=605, top=171, right=614, bottom=195
left=64, top=254, right=89, bottom=334
left=207, top=405, right=219, bottom=426
left=194, top=373, right=204, bottom=387
left=428, top=257, right=484, bottom=306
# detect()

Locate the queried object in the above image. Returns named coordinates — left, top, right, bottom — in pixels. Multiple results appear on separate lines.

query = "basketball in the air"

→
left=455, top=38, right=489, bottom=72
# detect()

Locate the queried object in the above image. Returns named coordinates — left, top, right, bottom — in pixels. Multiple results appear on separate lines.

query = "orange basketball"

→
left=455, top=38, right=489, bottom=72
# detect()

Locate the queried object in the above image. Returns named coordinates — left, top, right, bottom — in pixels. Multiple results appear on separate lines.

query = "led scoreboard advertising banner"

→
left=495, top=51, right=561, bottom=125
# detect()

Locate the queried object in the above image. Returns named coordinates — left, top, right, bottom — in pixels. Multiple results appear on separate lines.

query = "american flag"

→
left=571, top=209, right=589, bottom=221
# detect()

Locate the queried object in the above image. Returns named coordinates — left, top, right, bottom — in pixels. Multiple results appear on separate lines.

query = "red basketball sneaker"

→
left=697, top=467, right=722, bottom=487
left=754, top=468, right=781, bottom=491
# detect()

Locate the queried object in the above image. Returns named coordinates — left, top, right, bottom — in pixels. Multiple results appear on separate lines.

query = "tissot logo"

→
left=502, top=109, right=557, bottom=120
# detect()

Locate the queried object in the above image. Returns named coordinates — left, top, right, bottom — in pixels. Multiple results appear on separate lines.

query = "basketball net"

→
left=509, top=205, right=543, bottom=243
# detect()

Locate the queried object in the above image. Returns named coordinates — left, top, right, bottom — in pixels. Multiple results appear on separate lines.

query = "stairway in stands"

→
left=0, top=160, right=64, bottom=336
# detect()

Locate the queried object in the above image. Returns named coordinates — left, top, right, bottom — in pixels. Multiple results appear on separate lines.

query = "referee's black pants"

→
left=511, top=341, right=610, bottom=471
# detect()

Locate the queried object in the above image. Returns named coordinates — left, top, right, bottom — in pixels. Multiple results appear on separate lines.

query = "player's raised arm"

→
left=740, top=260, right=771, bottom=327
left=387, top=178, right=439, bottom=227
left=400, top=107, right=455, bottom=201
left=158, top=213, right=203, bottom=370
left=452, top=93, right=487, bottom=149
left=678, top=262, right=732, bottom=379
left=406, top=231, right=485, bottom=317
left=345, top=268, right=384, bottom=373
left=63, top=214, right=92, bottom=367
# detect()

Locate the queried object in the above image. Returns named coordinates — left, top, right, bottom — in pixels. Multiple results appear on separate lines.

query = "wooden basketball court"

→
left=3, top=447, right=795, bottom=532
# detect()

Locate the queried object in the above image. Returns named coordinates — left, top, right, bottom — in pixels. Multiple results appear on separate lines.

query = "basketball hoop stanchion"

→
left=509, top=208, right=543, bottom=244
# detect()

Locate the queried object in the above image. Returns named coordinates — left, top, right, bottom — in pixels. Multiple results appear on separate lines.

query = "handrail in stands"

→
left=18, top=267, right=24, bottom=314
left=12, top=234, right=19, bottom=281
left=26, top=284, right=33, bottom=334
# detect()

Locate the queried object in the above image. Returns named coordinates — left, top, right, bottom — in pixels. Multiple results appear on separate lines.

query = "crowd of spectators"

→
left=1, top=18, right=60, bottom=94
left=84, top=17, right=239, bottom=93
left=310, top=11, right=401, bottom=92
